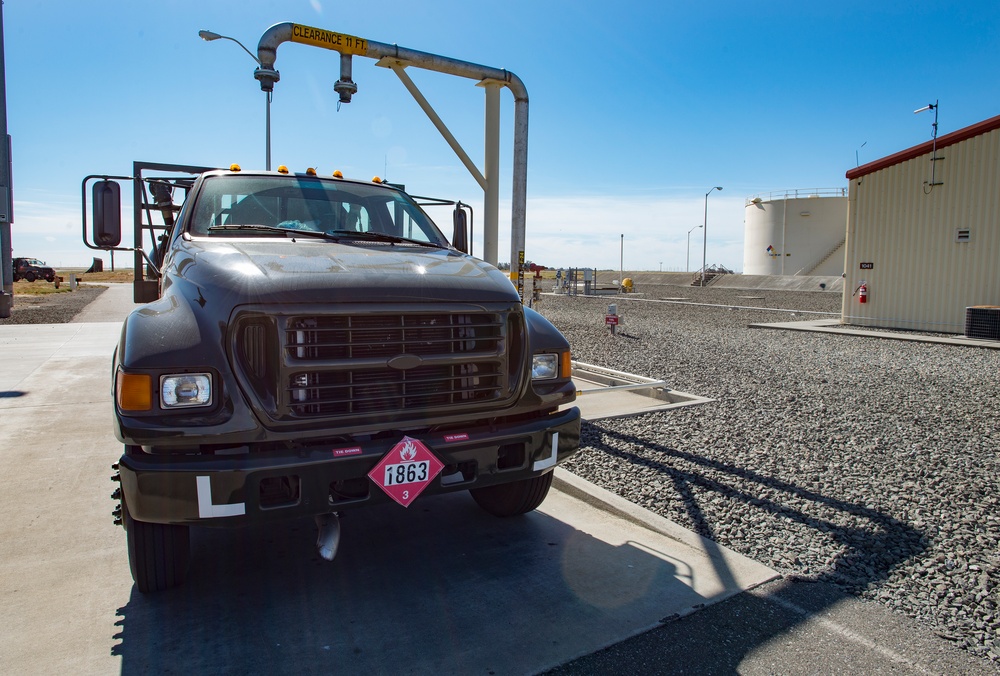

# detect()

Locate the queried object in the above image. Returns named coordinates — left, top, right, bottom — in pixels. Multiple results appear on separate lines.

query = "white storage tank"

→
left=743, top=189, right=848, bottom=276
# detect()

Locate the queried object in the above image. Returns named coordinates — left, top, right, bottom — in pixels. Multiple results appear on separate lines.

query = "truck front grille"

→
left=234, top=307, right=523, bottom=424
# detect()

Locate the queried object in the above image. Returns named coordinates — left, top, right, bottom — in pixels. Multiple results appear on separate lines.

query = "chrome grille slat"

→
left=242, top=324, right=267, bottom=378
left=284, top=314, right=504, bottom=361
left=234, top=310, right=516, bottom=420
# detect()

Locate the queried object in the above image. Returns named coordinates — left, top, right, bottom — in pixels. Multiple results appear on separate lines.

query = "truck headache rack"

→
left=82, top=161, right=217, bottom=303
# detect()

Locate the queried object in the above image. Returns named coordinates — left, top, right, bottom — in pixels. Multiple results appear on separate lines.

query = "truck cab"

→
left=86, top=163, right=580, bottom=592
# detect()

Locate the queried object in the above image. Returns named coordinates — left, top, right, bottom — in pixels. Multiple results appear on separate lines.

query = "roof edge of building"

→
left=846, top=113, right=1000, bottom=180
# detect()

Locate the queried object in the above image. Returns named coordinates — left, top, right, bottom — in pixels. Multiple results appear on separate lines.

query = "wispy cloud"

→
left=9, top=189, right=748, bottom=272
left=496, top=193, right=746, bottom=272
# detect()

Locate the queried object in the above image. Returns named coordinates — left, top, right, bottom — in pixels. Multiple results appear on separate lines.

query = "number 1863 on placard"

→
left=383, top=461, right=430, bottom=486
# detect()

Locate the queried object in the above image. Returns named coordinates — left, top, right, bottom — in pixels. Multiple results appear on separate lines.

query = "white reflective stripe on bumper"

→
left=196, top=476, right=246, bottom=518
left=531, top=432, right=558, bottom=471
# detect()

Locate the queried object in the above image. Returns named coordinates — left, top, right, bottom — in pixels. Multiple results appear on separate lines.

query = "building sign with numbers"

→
left=368, top=436, right=444, bottom=508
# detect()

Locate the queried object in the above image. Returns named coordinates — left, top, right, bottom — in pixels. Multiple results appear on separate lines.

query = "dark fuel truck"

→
left=84, top=162, right=580, bottom=592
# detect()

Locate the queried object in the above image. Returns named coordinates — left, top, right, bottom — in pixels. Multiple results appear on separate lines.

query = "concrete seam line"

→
left=765, top=592, right=936, bottom=675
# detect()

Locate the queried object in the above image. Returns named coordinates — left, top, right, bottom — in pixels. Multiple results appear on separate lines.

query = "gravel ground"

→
left=538, top=286, right=1000, bottom=665
left=0, top=285, right=106, bottom=324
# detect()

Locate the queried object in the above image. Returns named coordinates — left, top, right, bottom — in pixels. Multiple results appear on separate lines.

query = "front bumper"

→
left=120, top=407, right=581, bottom=525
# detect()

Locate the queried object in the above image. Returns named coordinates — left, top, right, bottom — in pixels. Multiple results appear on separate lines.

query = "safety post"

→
left=605, top=303, right=619, bottom=335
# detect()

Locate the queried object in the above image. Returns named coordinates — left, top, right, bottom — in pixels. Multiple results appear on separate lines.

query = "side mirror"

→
left=92, top=180, right=122, bottom=247
left=452, top=207, right=468, bottom=254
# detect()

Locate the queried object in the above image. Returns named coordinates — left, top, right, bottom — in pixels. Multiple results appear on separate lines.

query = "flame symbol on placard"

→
left=400, top=439, right=417, bottom=461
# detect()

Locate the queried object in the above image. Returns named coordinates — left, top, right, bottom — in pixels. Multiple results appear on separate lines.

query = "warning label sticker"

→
left=291, top=24, right=369, bottom=55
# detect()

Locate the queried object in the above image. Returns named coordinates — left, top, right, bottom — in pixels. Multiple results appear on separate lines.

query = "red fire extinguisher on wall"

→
left=858, top=282, right=868, bottom=304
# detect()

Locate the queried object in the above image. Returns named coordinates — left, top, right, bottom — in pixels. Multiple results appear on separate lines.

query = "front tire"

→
left=470, top=472, right=554, bottom=517
left=125, top=506, right=190, bottom=593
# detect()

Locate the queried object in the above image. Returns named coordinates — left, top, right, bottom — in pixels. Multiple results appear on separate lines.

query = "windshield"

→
left=188, top=175, right=449, bottom=247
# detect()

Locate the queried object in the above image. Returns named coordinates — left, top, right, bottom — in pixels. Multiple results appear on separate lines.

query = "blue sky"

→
left=5, top=0, right=999, bottom=271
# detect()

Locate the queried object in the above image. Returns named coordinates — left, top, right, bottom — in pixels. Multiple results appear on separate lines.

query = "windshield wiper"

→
left=206, top=225, right=446, bottom=249
left=206, top=224, right=341, bottom=241
left=326, top=230, right=446, bottom=249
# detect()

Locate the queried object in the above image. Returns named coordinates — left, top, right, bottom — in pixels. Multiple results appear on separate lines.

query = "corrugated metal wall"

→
left=842, top=127, right=1000, bottom=333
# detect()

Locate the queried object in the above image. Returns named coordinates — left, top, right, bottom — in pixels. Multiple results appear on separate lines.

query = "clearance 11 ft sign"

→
left=291, top=24, right=369, bottom=56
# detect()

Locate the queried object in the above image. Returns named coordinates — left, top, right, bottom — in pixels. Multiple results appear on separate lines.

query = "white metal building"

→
left=743, top=189, right=848, bottom=276
left=842, top=114, right=1000, bottom=334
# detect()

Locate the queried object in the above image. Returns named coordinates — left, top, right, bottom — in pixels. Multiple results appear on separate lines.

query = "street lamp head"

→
left=199, top=29, right=261, bottom=65
left=715, top=186, right=723, bottom=191
left=198, top=27, right=269, bottom=167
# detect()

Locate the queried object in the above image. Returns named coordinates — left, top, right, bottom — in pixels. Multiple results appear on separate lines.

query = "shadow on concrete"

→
left=548, top=424, right=930, bottom=673
left=109, top=491, right=702, bottom=675
left=546, top=574, right=986, bottom=674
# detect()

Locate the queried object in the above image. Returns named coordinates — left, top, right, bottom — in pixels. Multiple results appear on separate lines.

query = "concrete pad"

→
left=750, top=318, right=1000, bottom=349
left=615, top=273, right=844, bottom=293
left=0, top=323, right=119, bottom=392
left=71, top=283, right=136, bottom=323
left=0, top=320, right=777, bottom=674
left=570, top=379, right=713, bottom=421
left=553, top=577, right=987, bottom=674
left=569, top=362, right=713, bottom=421
left=709, top=274, right=844, bottom=293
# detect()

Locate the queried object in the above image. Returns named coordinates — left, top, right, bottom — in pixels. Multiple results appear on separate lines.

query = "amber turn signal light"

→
left=117, top=372, right=152, bottom=411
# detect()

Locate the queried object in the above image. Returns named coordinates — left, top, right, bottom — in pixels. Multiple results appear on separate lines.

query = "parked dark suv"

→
left=13, top=257, right=56, bottom=283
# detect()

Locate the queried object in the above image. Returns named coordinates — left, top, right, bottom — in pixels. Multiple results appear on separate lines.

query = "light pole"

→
left=199, top=30, right=272, bottom=170
left=701, top=186, right=722, bottom=286
left=686, top=225, right=702, bottom=272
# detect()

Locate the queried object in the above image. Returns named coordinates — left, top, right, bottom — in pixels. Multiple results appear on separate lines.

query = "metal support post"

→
left=0, top=5, right=12, bottom=318
left=482, top=81, right=501, bottom=267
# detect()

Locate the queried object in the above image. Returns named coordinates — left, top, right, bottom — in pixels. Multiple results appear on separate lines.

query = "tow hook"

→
left=315, top=513, right=341, bottom=561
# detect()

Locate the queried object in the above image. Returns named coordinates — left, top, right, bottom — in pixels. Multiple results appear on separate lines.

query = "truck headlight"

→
left=160, top=373, right=212, bottom=408
left=532, top=354, right=559, bottom=380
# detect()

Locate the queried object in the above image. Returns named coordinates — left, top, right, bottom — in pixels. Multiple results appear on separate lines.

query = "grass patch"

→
left=13, top=269, right=133, bottom=297
left=13, top=281, right=72, bottom=296
left=57, top=269, right=134, bottom=283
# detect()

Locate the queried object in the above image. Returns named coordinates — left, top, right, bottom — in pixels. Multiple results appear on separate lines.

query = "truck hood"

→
left=163, top=237, right=520, bottom=306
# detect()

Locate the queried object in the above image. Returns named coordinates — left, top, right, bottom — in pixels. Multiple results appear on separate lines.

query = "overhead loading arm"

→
left=252, top=22, right=528, bottom=278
